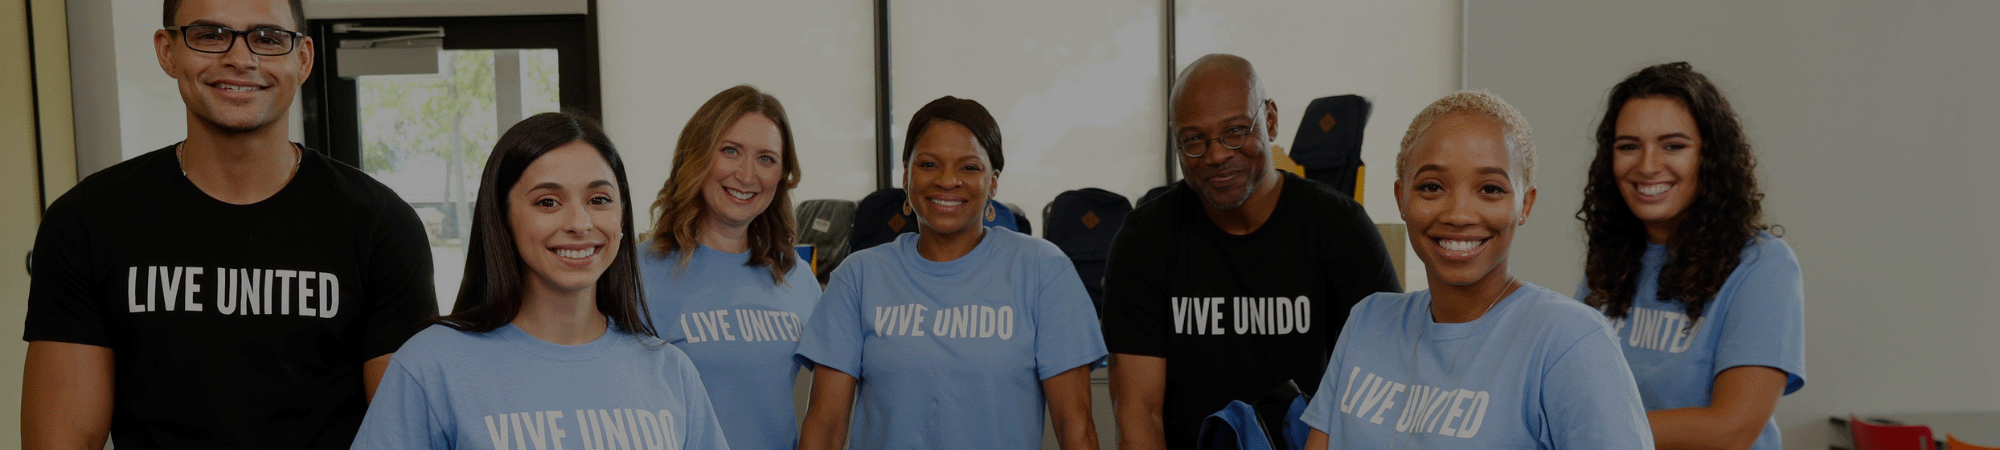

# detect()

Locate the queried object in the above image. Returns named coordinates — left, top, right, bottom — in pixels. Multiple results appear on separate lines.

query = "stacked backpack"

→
left=1288, top=94, right=1371, bottom=200
left=1041, top=188, right=1132, bottom=313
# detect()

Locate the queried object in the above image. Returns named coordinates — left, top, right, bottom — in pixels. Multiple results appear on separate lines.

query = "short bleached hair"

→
left=1396, top=90, right=1536, bottom=188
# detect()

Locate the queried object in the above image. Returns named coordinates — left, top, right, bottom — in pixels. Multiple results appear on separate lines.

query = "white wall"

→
left=597, top=0, right=878, bottom=232
left=1463, top=1, right=2000, bottom=448
left=887, top=0, right=1167, bottom=228
left=110, top=1, right=186, bottom=160
left=66, top=0, right=181, bottom=175
left=1177, top=0, right=1462, bottom=291
left=64, top=0, right=122, bottom=176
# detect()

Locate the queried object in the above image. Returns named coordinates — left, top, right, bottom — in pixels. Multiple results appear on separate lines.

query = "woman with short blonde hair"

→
left=1300, top=91, right=1651, bottom=449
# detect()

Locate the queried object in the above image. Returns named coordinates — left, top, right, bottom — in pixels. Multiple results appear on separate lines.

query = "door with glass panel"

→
left=305, top=15, right=598, bottom=311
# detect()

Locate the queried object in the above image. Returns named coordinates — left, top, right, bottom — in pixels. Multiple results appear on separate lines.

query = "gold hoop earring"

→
left=985, top=202, right=998, bottom=222
left=902, top=200, right=913, bottom=216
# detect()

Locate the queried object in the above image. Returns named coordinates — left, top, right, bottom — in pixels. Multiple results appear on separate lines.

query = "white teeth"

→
left=215, top=83, right=260, bottom=92
left=1638, top=183, right=1671, bottom=196
left=929, top=199, right=965, bottom=207
left=725, top=188, right=755, bottom=200
left=1440, top=239, right=1484, bottom=252
left=555, top=247, right=597, bottom=259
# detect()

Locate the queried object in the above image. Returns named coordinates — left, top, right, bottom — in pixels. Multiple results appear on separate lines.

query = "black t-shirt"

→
left=25, top=144, right=438, bottom=450
left=1101, top=171, right=1400, bottom=450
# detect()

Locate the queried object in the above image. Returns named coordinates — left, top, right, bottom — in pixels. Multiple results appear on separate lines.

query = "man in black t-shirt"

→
left=1103, top=54, right=1401, bottom=450
left=21, top=1, right=436, bottom=448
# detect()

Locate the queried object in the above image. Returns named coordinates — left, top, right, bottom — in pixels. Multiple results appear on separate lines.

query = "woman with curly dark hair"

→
left=1576, top=62, right=1804, bottom=450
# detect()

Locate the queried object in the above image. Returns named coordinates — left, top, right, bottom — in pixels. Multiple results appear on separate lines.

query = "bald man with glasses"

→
left=1101, top=54, right=1401, bottom=450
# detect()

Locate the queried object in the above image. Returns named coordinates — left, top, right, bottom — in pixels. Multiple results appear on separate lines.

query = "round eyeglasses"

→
left=167, top=25, right=303, bottom=56
left=1176, top=124, right=1257, bottom=158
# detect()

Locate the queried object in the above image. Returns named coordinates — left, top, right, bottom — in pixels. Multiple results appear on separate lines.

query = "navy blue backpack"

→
left=1040, top=188, right=1132, bottom=313
left=1288, top=95, right=1371, bottom=199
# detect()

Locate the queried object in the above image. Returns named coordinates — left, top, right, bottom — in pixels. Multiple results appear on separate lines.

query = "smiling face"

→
left=904, top=120, right=998, bottom=238
left=156, top=0, right=312, bottom=134
left=509, top=141, right=624, bottom=296
left=699, top=113, right=785, bottom=234
left=1397, top=111, right=1536, bottom=288
left=1173, top=71, right=1276, bottom=211
left=1613, top=96, right=1703, bottom=243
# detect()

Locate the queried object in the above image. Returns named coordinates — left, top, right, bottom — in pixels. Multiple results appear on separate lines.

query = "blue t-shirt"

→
left=794, top=227, right=1108, bottom=450
left=1575, top=232, right=1805, bottom=450
left=351, top=324, right=729, bottom=450
left=641, top=243, right=820, bottom=450
left=1300, top=283, right=1652, bottom=449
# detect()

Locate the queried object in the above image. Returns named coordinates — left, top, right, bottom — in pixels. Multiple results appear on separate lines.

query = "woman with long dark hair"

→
left=1577, top=62, right=1805, bottom=450
left=639, top=85, right=817, bottom=450
left=352, top=111, right=728, bottom=450
left=794, top=96, right=1106, bottom=450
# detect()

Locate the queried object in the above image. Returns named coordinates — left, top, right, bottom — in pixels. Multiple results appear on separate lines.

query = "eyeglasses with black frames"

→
left=1176, top=120, right=1259, bottom=158
left=166, top=25, right=303, bottom=56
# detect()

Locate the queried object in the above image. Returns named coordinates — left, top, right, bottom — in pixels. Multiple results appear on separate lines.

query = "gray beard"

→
left=1198, top=170, right=1263, bottom=210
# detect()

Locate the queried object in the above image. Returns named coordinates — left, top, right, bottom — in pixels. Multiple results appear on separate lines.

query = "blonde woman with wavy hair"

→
left=638, top=85, right=817, bottom=450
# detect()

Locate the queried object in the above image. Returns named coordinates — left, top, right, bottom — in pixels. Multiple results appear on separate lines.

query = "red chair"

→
left=1850, top=415, right=1935, bottom=450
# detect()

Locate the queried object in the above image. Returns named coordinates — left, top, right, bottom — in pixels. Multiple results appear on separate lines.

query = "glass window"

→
left=355, top=49, right=562, bottom=311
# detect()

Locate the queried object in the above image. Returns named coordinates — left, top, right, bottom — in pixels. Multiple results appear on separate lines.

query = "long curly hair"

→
left=646, top=85, right=803, bottom=285
left=1578, top=62, right=1770, bottom=324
